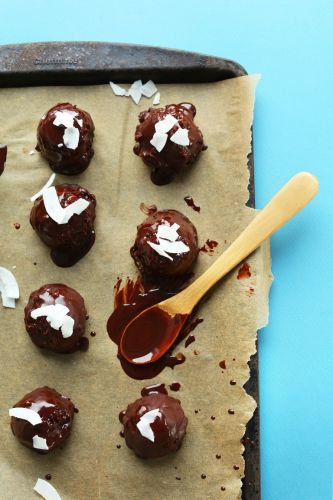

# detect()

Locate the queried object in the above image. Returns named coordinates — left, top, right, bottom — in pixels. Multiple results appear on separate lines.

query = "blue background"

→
left=1, top=1, right=332, bottom=498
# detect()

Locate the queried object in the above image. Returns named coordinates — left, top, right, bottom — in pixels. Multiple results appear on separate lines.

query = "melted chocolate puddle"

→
left=107, top=276, right=203, bottom=379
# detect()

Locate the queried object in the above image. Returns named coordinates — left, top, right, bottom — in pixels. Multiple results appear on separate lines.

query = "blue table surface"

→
left=1, top=1, right=332, bottom=499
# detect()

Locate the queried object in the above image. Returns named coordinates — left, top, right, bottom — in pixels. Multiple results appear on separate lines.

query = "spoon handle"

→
left=176, top=172, right=318, bottom=311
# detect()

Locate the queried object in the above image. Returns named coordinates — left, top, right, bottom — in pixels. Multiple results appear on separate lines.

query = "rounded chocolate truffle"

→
left=10, top=386, right=75, bottom=454
left=30, top=183, right=96, bottom=267
left=36, top=102, right=94, bottom=175
left=130, top=209, right=199, bottom=277
left=134, top=102, right=207, bottom=185
left=24, top=283, right=87, bottom=353
left=120, top=393, right=188, bottom=459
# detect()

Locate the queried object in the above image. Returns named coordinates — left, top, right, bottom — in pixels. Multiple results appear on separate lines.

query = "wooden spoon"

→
left=120, top=172, right=319, bottom=365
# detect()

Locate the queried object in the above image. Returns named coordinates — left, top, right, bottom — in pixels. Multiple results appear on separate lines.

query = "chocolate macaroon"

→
left=134, top=103, right=207, bottom=185
left=120, top=393, right=188, bottom=459
left=36, top=102, right=94, bottom=175
left=130, top=209, right=199, bottom=277
left=30, top=183, right=96, bottom=267
left=24, top=283, right=87, bottom=353
left=9, top=387, right=75, bottom=454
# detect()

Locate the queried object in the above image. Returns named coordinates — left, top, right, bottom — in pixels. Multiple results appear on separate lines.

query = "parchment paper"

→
left=0, top=75, right=272, bottom=499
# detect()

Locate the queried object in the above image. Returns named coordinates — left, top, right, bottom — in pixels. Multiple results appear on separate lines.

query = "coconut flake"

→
left=61, top=198, right=90, bottom=223
left=9, top=407, right=42, bottom=425
left=63, top=126, right=80, bottom=150
left=150, top=132, right=168, bottom=153
left=29, top=150, right=35, bottom=155
left=147, top=222, right=190, bottom=261
left=170, top=127, right=190, bottom=146
left=42, top=187, right=89, bottom=225
left=157, top=222, right=180, bottom=242
left=43, top=187, right=66, bottom=224
left=0, top=267, right=19, bottom=299
left=141, top=80, right=158, bottom=98
left=155, top=114, right=178, bottom=134
left=153, top=92, right=160, bottom=105
left=61, top=315, right=75, bottom=338
left=137, top=409, right=161, bottom=442
left=53, top=110, right=77, bottom=128
left=31, top=304, right=74, bottom=338
left=0, top=266, right=19, bottom=308
left=57, top=143, right=63, bottom=148
left=33, top=435, right=49, bottom=450
left=75, top=118, right=83, bottom=127
left=110, top=82, right=127, bottom=96
left=34, top=478, right=61, bottom=500
left=31, top=173, right=56, bottom=202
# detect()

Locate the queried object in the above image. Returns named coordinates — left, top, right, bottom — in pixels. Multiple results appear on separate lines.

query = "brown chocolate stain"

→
left=169, top=382, right=181, bottom=392
left=184, top=195, right=200, bottom=212
left=237, top=262, right=251, bottom=279
left=185, top=334, right=195, bottom=348
left=139, top=202, right=158, bottom=216
left=200, top=239, right=218, bottom=255
left=219, top=360, right=226, bottom=370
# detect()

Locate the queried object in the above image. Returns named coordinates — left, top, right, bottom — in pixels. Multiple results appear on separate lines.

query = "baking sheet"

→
left=0, top=74, right=272, bottom=499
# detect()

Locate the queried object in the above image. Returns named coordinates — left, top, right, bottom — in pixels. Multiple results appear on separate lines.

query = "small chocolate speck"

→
left=169, top=382, right=181, bottom=392
left=201, top=474, right=206, bottom=479
left=211, top=416, right=216, bottom=420
left=33, top=262, right=37, bottom=266
left=45, top=474, right=52, bottom=481
left=120, top=431, right=125, bottom=438
left=174, top=466, right=178, bottom=470
left=232, top=358, right=236, bottom=361
left=221, top=486, right=226, bottom=491
left=219, top=360, right=226, bottom=369
left=233, top=465, right=240, bottom=471
left=74, top=407, right=79, bottom=413
left=193, top=350, right=199, bottom=355
left=86, top=314, right=89, bottom=320
left=195, top=410, right=199, bottom=414
left=228, top=409, right=235, bottom=415
left=176, top=477, right=181, bottom=481
left=90, top=331, right=96, bottom=337
left=116, top=444, right=121, bottom=449
left=230, top=380, right=236, bottom=385
left=216, top=454, right=221, bottom=459
left=14, top=223, right=20, bottom=230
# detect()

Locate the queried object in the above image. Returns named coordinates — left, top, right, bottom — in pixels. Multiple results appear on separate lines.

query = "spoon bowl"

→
left=120, top=172, right=319, bottom=365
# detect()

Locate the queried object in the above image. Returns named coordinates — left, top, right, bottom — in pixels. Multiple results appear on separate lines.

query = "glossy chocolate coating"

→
left=0, top=144, right=7, bottom=175
left=120, top=393, right=188, bottom=458
left=134, top=102, right=207, bottom=185
left=30, top=183, right=96, bottom=267
left=130, top=209, right=199, bottom=277
left=10, top=386, right=75, bottom=454
left=24, top=284, right=87, bottom=353
left=36, top=103, right=94, bottom=175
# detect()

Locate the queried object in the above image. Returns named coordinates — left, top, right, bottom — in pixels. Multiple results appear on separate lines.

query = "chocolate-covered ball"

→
left=120, top=393, right=188, bottom=459
left=130, top=209, right=199, bottom=277
left=30, top=183, right=96, bottom=267
left=10, top=387, right=75, bottom=454
left=134, top=103, right=207, bottom=185
left=36, top=102, right=94, bottom=175
left=24, top=283, right=87, bottom=353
